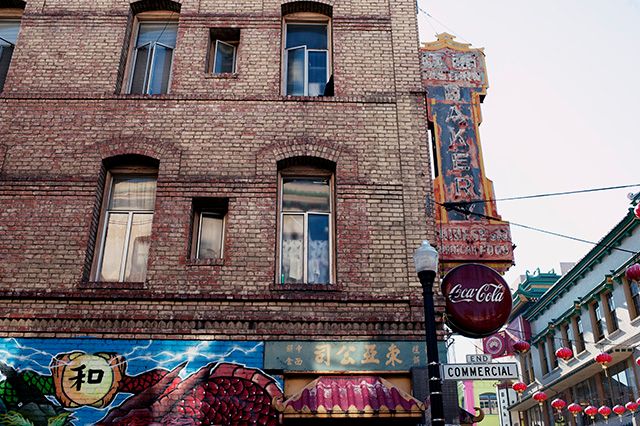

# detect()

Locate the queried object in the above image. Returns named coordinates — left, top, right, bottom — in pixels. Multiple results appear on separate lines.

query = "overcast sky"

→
left=418, top=0, right=640, bottom=286
left=416, top=0, right=640, bottom=359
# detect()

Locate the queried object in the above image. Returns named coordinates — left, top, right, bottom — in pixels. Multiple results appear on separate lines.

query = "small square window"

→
left=191, top=199, right=227, bottom=260
left=208, top=28, right=239, bottom=75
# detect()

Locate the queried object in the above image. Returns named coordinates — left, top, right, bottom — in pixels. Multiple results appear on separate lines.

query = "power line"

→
left=438, top=202, right=638, bottom=255
left=416, top=4, right=471, bottom=45
left=446, top=183, right=640, bottom=206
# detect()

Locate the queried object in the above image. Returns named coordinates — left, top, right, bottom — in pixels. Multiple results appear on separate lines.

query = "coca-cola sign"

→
left=441, top=264, right=512, bottom=338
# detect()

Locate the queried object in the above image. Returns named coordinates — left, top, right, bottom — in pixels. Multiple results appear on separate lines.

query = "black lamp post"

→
left=414, top=240, right=445, bottom=426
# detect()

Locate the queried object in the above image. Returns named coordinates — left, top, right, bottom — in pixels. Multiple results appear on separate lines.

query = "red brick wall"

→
left=0, top=0, right=438, bottom=340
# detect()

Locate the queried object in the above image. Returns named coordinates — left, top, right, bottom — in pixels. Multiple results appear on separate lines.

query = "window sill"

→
left=205, top=73, right=238, bottom=79
left=630, top=315, right=640, bottom=326
left=607, top=328, right=623, bottom=340
left=79, top=281, right=146, bottom=290
left=270, top=282, right=341, bottom=292
left=186, top=258, right=225, bottom=266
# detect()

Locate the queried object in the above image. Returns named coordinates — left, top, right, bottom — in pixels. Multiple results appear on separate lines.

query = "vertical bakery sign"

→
left=421, top=33, right=514, bottom=274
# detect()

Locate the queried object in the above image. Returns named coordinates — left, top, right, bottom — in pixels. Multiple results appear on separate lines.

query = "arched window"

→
left=92, top=156, right=158, bottom=282
left=125, top=1, right=181, bottom=94
left=282, top=2, right=333, bottom=96
left=0, top=2, right=25, bottom=92
left=278, top=157, right=335, bottom=285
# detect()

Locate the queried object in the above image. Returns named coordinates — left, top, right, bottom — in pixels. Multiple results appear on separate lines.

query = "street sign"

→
left=441, top=362, right=519, bottom=380
left=466, top=354, right=491, bottom=364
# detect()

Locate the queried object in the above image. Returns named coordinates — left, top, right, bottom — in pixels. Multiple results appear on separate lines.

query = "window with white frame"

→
left=592, top=300, right=605, bottom=341
left=190, top=199, right=227, bottom=260
left=128, top=20, right=178, bottom=94
left=95, top=173, right=157, bottom=282
left=278, top=165, right=334, bottom=285
left=283, top=18, right=330, bottom=96
left=629, top=279, right=640, bottom=318
left=208, top=28, right=239, bottom=74
left=0, top=19, right=20, bottom=92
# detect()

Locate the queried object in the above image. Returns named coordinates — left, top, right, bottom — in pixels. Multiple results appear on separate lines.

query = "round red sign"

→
left=441, top=263, right=512, bottom=338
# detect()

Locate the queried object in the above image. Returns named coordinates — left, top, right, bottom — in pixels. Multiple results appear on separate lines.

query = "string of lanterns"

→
left=510, top=337, right=640, bottom=422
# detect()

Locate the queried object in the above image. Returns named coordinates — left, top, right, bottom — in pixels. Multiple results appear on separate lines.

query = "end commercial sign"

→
left=441, top=362, right=519, bottom=380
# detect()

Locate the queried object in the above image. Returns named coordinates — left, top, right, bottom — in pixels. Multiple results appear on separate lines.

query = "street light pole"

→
left=414, top=240, right=445, bottom=426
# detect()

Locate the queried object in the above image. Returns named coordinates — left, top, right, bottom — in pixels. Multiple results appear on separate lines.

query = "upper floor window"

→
left=190, top=198, right=227, bottom=260
left=128, top=17, right=178, bottom=94
left=0, top=17, right=21, bottom=92
left=278, top=160, right=335, bottom=285
left=592, top=300, right=605, bottom=341
left=283, top=12, right=331, bottom=97
left=538, top=341, right=549, bottom=376
left=208, top=28, right=239, bottom=75
left=603, top=292, right=619, bottom=333
left=547, top=335, right=558, bottom=369
left=94, top=165, right=157, bottom=282
left=573, top=314, right=586, bottom=353
left=624, top=276, right=640, bottom=319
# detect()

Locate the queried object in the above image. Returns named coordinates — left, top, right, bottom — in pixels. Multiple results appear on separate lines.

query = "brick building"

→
left=0, top=0, right=441, bottom=424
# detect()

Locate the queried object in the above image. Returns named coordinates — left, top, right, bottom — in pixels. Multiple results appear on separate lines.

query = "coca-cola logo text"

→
left=441, top=264, right=512, bottom=338
left=448, top=283, right=505, bottom=304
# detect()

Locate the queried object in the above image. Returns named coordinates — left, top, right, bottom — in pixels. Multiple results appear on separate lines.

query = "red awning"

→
left=281, top=376, right=425, bottom=418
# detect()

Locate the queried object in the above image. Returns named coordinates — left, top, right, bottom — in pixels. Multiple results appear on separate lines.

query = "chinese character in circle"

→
left=69, top=364, right=104, bottom=391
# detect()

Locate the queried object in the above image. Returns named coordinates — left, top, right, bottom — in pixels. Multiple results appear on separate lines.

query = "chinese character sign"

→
left=265, top=341, right=427, bottom=372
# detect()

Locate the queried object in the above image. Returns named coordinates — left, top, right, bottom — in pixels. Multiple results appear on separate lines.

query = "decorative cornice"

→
left=420, top=33, right=484, bottom=53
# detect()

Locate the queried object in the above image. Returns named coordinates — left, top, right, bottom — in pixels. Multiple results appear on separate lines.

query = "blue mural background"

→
left=0, top=338, right=267, bottom=425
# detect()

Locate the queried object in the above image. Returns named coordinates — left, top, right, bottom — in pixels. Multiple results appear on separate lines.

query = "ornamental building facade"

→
left=0, top=0, right=445, bottom=424
left=509, top=197, right=640, bottom=426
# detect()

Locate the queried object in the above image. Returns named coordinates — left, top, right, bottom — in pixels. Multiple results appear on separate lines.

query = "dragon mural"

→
left=0, top=339, right=283, bottom=426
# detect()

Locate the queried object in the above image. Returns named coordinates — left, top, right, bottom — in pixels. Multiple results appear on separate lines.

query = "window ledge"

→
left=79, top=281, right=146, bottom=290
left=631, top=315, right=640, bottom=326
left=186, top=258, right=225, bottom=267
left=270, top=282, right=342, bottom=292
left=607, top=328, right=623, bottom=340
left=205, top=73, right=238, bottom=79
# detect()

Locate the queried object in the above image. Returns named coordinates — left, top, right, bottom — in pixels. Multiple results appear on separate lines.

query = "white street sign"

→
left=441, top=362, right=519, bottom=380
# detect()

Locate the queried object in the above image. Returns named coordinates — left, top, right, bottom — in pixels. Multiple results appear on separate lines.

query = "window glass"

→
left=129, top=22, right=177, bottom=95
left=97, top=175, right=156, bottom=282
left=0, top=20, right=20, bottom=92
left=631, top=281, right=640, bottom=317
left=308, top=214, right=329, bottom=283
left=197, top=213, right=224, bottom=259
left=282, top=214, right=304, bottom=283
left=279, top=173, right=333, bottom=285
left=284, top=22, right=329, bottom=96
left=109, top=177, right=156, bottom=210
left=308, top=51, right=328, bottom=96
left=286, top=24, right=327, bottom=49
left=214, top=40, right=236, bottom=73
left=137, top=22, right=177, bottom=47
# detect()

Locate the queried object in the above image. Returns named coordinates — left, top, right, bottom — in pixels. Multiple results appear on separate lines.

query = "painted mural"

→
left=421, top=33, right=513, bottom=273
left=0, top=339, right=282, bottom=426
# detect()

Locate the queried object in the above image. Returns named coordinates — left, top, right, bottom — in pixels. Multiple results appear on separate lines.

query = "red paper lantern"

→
left=626, top=401, right=638, bottom=413
left=635, top=203, right=640, bottom=220
left=636, top=356, right=640, bottom=367
left=512, top=382, right=527, bottom=394
left=555, top=347, right=573, bottom=361
left=513, top=340, right=531, bottom=354
left=595, top=352, right=613, bottom=369
left=626, top=263, right=640, bottom=282
left=585, top=405, right=598, bottom=419
left=568, top=403, right=583, bottom=417
left=533, top=391, right=548, bottom=405
left=551, top=398, right=567, bottom=412
left=598, top=405, right=612, bottom=419
left=613, top=404, right=626, bottom=416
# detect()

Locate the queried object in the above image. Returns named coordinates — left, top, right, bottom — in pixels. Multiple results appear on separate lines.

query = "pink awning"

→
left=281, top=376, right=425, bottom=418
